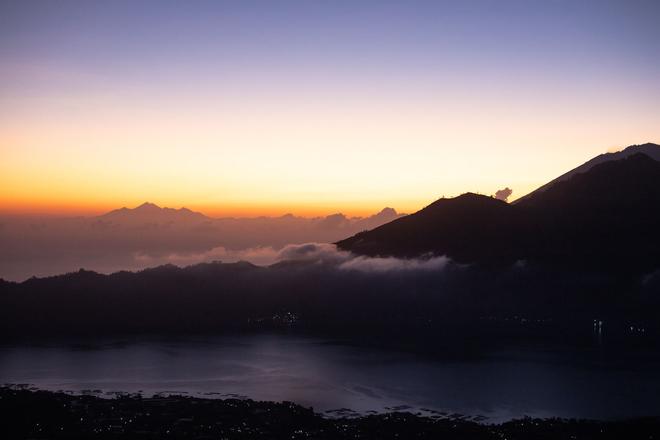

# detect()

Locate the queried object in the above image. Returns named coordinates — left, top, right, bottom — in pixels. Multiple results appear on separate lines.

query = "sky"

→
left=1, top=0, right=659, bottom=217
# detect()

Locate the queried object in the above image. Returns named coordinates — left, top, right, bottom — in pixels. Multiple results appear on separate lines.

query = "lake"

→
left=1, top=333, right=659, bottom=422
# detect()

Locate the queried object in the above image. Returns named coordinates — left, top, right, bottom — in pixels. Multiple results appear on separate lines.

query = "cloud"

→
left=275, top=243, right=450, bottom=273
left=276, top=243, right=351, bottom=264
left=316, top=213, right=350, bottom=230
left=494, top=187, right=513, bottom=202
left=0, top=207, right=402, bottom=281
left=642, top=269, right=660, bottom=287
left=134, top=246, right=280, bottom=267
left=339, top=255, right=450, bottom=272
left=132, top=242, right=452, bottom=274
left=512, top=259, right=527, bottom=269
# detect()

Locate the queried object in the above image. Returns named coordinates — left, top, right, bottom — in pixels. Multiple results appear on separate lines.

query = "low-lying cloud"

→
left=0, top=206, right=404, bottom=281
left=276, top=243, right=449, bottom=272
left=339, top=254, right=450, bottom=272
left=134, top=246, right=281, bottom=267
left=135, top=242, right=451, bottom=274
left=276, top=242, right=347, bottom=264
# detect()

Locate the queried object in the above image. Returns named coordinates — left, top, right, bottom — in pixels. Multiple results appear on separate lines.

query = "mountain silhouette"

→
left=515, top=142, right=660, bottom=203
left=3, top=145, right=660, bottom=337
left=337, top=145, right=660, bottom=275
left=101, top=202, right=209, bottom=224
left=517, top=153, right=660, bottom=271
left=337, top=193, right=514, bottom=262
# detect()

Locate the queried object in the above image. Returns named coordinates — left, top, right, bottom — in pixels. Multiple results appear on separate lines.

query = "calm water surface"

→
left=1, top=334, right=659, bottom=422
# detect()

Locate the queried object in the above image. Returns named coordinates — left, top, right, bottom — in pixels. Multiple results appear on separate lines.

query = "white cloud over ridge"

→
left=339, top=254, right=450, bottom=272
left=136, top=242, right=450, bottom=274
left=134, top=246, right=280, bottom=267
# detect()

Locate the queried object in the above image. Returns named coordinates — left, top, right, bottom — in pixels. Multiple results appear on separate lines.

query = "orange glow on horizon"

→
left=0, top=197, right=423, bottom=219
left=0, top=178, right=543, bottom=219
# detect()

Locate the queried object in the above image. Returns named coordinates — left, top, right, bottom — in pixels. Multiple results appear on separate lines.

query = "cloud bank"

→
left=276, top=243, right=450, bottom=272
left=0, top=206, right=404, bottom=281
left=134, top=246, right=281, bottom=267
left=135, top=242, right=451, bottom=274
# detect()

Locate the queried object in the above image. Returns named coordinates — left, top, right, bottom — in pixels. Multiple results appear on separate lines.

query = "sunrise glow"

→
left=1, top=1, right=659, bottom=217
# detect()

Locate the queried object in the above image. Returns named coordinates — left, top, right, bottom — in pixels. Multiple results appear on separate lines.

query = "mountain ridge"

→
left=100, top=202, right=209, bottom=222
left=337, top=145, right=660, bottom=274
left=514, top=142, right=660, bottom=204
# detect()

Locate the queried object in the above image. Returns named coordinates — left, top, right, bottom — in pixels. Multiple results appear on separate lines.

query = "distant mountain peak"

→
left=135, top=202, right=161, bottom=211
left=100, top=202, right=207, bottom=221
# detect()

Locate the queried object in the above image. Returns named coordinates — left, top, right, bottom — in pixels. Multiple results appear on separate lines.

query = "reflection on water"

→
left=1, top=334, right=659, bottom=422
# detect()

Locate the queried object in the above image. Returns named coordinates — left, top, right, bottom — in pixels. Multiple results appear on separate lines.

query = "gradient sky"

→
left=1, top=0, right=659, bottom=217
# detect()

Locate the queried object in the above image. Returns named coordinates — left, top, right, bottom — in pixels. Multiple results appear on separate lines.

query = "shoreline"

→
left=2, top=386, right=659, bottom=439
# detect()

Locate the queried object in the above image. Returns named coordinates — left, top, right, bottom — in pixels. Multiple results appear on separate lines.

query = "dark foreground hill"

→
left=337, top=151, right=660, bottom=275
left=2, top=387, right=659, bottom=440
left=1, top=255, right=659, bottom=340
